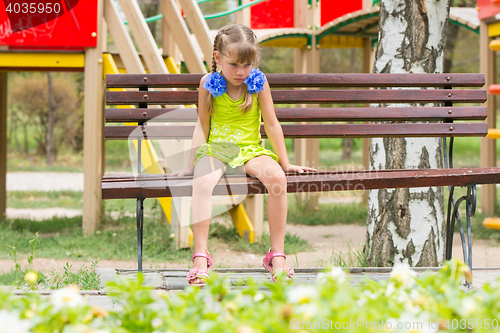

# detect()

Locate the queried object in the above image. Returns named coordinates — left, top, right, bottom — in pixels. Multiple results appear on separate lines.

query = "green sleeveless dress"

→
left=194, top=91, right=279, bottom=169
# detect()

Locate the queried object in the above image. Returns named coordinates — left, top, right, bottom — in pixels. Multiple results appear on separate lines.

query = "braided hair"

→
left=205, top=24, right=261, bottom=116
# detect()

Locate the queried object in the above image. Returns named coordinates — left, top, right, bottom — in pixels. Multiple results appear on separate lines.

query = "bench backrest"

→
left=105, top=73, right=487, bottom=140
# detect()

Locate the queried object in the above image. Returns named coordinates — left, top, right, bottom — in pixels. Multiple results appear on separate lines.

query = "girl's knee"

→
left=193, top=173, right=220, bottom=194
left=265, top=170, right=287, bottom=195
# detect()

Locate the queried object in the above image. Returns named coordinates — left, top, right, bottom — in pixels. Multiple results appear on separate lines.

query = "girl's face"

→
left=215, top=51, right=253, bottom=87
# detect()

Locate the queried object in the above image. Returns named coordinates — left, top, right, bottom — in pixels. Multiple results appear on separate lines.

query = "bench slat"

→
left=104, top=123, right=487, bottom=140
left=101, top=167, right=500, bottom=199
left=106, top=73, right=485, bottom=88
left=105, top=107, right=487, bottom=123
left=106, top=89, right=487, bottom=105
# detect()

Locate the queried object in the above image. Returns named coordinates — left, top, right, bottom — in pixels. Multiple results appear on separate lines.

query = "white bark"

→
left=366, top=0, right=450, bottom=267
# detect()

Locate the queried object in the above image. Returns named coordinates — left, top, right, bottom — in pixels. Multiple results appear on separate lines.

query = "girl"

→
left=170, top=24, right=316, bottom=286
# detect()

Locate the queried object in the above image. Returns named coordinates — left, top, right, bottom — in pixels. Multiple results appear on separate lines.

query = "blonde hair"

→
left=206, top=24, right=261, bottom=116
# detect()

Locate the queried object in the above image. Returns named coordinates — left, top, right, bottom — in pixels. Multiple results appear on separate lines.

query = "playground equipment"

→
left=477, top=0, right=500, bottom=230
left=0, top=0, right=99, bottom=232
left=0, top=0, right=487, bottom=248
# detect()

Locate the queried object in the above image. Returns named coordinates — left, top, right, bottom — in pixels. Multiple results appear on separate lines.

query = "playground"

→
left=0, top=0, right=497, bottom=275
left=3, top=0, right=500, bottom=331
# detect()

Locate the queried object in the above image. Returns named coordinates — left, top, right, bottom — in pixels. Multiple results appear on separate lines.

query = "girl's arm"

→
left=259, top=79, right=317, bottom=174
left=169, top=76, right=211, bottom=176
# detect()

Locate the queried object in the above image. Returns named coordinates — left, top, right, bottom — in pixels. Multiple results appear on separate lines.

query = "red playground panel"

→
left=250, top=0, right=293, bottom=29
left=477, top=0, right=500, bottom=20
left=321, top=0, right=362, bottom=26
left=249, top=0, right=363, bottom=29
left=0, top=0, right=98, bottom=49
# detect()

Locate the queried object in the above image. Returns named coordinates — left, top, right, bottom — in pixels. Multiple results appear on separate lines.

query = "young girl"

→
left=170, top=24, right=316, bottom=286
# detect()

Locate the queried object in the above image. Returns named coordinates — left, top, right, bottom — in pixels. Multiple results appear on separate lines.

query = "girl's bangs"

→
left=227, top=43, right=258, bottom=64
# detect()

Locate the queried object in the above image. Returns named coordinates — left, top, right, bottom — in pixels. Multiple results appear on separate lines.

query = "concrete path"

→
left=8, top=267, right=499, bottom=311
left=7, top=172, right=84, bottom=192
left=113, top=267, right=500, bottom=291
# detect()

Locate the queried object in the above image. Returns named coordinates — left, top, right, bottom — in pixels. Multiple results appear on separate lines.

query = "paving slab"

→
left=87, top=295, right=117, bottom=310
left=113, top=267, right=500, bottom=291
left=4, top=267, right=498, bottom=311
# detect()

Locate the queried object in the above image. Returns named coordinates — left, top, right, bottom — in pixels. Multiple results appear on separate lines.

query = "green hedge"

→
left=1, top=259, right=498, bottom=332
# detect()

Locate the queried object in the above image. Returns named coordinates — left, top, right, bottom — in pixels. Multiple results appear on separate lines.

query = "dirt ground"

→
left=2, top=223, right=500, bottom=274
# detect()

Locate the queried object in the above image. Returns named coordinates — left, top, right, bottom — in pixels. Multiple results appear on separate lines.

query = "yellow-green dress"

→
left=194, top=90, right=279, bottom=170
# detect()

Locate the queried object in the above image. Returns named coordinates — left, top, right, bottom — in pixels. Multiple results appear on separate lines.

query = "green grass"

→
left=0, top=200, right=312, bottom=263
left=208, top=220, right=310, bottom=255
left=105, top=140, right=133, bottom=172
left=0, top=269, right=23, bottom=286
left=8, top=191, right=83, bottom=209
left=316, top=241, right=369, bottom=268
left=2, top=216, right=82, bottom=233
left=0, top=232, right=102, bottom=289
left=7, top=191, right=166, bottom=215
left=449, top=137, right=483, bottom=168
left=0, top=214, right=191, bottom=263
left=287, top=200, right=367, bottom=226
left=7, top=152, right=84, bottom=172
left=262, top=194, right=367, bottom=226
left=6, top=139, right=132, bottom=173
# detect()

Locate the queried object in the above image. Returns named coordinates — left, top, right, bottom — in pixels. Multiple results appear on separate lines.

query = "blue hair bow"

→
left=244, top=68, right=266, bottom=94
left=203, top=71, right=227, bottom=98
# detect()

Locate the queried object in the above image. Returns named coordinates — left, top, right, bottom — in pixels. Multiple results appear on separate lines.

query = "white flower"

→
left=152, top=318, right=163, bottom=328
left=409, top=289, right=420, bottom=299
left=297, top=303, right=319, bottom=320
left=0, top=310, right=32, bottom=333
left=385, top=281, right=397, bottom=296
left=461, top=298, right=477, bottom=316
left=253, top=292, right=264, bottom=302
left=287, top=285, right=318, bottom=304
left=356, top=297, right=367, bottom=307
left=236, top=325, right=255, bottom=333
left=51, top=285, right=85, bottom=311
left=316, top=267, right=347, bottom=284
left=362, top=289, right=377, bottom=300
left=390, top=262, right=417, bottom=289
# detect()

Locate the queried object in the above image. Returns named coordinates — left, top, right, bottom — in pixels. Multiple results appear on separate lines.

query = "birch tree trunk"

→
left=365, top=0, right=450, bottom=267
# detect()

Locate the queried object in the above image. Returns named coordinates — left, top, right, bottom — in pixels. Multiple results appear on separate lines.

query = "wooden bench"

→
left=102, top=73, right=499, bottom=278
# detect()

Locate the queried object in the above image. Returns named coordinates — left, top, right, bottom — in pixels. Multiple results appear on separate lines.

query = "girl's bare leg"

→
left=191, top=156, right=226, bottom=284
left=244, top=155, right=288, bottom=271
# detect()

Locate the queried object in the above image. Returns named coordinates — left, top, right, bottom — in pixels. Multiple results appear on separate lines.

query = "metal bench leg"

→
left=446, top=185, right=476, bottom=287
left=137, top=198, right=144, bottom=272
left=444, top=137, right=460, bottom=261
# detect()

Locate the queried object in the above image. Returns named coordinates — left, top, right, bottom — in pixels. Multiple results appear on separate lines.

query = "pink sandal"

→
left=262, top=248, right=295, bottom=282
left=186, top=251, right=213, bottom=286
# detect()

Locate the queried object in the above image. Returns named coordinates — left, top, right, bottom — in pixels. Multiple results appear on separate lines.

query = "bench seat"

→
left=102, top=167, right=500, bottom=199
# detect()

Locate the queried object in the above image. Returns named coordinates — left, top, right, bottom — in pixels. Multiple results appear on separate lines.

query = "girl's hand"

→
left=169, top=166, right=194, bottom=177
left=281, top=164, right=317, bottom=174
